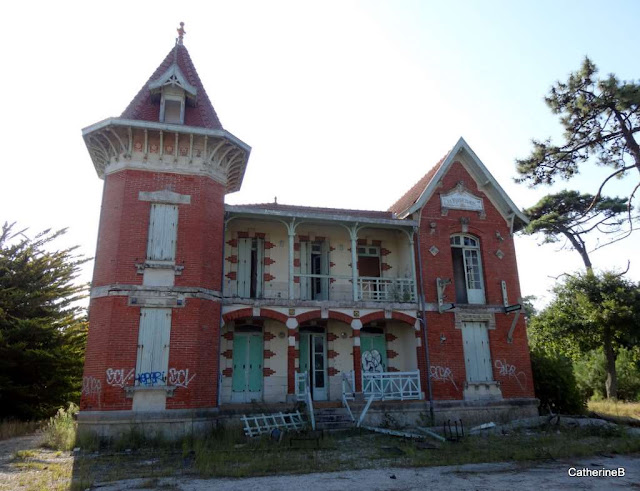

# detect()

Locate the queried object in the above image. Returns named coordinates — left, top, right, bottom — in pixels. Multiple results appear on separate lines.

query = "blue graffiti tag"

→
left=136, top=371, right=165, bottom=386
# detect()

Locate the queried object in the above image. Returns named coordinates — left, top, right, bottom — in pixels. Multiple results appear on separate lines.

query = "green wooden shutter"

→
left=232, top=335, right=248, bottom=392
left=299, top=334, right=309, bottom=374
left=248, top=334, right=263, bottom=392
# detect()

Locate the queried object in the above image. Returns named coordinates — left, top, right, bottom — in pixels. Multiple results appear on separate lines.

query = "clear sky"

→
left=1, top=0, right=638, bottom=309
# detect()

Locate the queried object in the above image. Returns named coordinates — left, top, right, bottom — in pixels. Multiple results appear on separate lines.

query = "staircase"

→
left=314, top=407, right=355, bottom=431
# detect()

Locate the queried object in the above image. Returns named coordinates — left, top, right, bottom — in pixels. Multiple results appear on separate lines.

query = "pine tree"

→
left=0, top=223, right=88, bottom=420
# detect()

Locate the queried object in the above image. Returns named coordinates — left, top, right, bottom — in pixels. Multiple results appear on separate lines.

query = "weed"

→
left=0, top=419, right=42, bottom=440
left=42, top=403, right=78, bottom=451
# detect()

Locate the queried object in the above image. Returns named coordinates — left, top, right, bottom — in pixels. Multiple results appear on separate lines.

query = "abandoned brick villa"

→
left=79, top=28, right=537, bottom=436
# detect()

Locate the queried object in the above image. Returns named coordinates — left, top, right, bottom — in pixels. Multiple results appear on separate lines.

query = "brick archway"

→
left=222, top=307, right=288, bottom=324
left=295, top=310, right=354, bottom=325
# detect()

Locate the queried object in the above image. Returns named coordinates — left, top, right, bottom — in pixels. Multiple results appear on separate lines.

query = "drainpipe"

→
left=217, top=213, right=227, bottom=408
left=415, top=228, right=435, bottom=423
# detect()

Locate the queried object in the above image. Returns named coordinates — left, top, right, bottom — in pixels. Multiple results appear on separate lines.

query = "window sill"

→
left=135, top=261, right=184, bottom=275
left=125, top=385, right=176, bottom=398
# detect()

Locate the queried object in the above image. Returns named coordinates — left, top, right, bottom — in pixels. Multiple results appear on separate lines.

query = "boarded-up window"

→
left=461, top=322, right=493, bottom=383
left=135, top=308, right=172, bottom=386
left=147, top=204, right=178, bottom=261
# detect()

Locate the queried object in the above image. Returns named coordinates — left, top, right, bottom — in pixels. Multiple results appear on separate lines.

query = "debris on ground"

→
left=362, top=426, right=425, bottom=439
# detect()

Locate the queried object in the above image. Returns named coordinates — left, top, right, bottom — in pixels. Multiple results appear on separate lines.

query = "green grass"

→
left=588, top=400, right=640, bottom=420
left=7, top=422, right=640, bottom=490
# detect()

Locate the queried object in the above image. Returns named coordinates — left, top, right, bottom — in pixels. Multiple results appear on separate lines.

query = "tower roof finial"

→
left=177, top=22, right=186, bottom=45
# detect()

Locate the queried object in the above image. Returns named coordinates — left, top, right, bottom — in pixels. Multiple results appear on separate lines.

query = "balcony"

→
left=358, top=277, right=416, bottom=303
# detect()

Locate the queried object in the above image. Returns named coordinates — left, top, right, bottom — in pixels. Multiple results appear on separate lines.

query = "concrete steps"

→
left=314, top=407, right=355, bottom=430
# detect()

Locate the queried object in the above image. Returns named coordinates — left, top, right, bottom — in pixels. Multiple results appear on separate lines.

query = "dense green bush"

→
left=530, top=348, right=585, bottom=414
left=575, top=348, right=640, bottom=401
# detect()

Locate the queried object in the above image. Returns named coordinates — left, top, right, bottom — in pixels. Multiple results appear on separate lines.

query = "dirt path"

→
left=96, top=454, right=640, bottom=491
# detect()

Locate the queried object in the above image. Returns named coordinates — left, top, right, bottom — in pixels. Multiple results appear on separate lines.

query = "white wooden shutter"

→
left=136, top=308, right=172, bottom=385
left=461, top=322, right=493, bottom=382
left=147, top=204, right=178, bottom=261
left=237, top=238, right=251, bottom=297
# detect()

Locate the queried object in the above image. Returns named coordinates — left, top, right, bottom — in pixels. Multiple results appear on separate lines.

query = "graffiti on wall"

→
left=494, top=359, right=526, bottom=390
left=136, top=371, right=166, bottom=386
left=82, top=376, right=102, bottom=405
left=362, top=350, right=384, bottom=373
left=105, top=368, right=135, bottom=388
left=168, top=368, right=196, bottom=388
left=429, top=365, right=458, bottom=391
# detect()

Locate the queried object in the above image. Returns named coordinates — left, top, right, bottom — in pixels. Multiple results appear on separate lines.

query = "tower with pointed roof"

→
left=80, top=25, right=250, bottom=427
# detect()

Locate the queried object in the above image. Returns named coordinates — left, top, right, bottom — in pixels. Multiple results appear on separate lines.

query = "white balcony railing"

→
left=358, top=277, right=416, bottom=302
left=362, top=370, right=422, bottom=401
left=295, top=371, right=308, bottom=402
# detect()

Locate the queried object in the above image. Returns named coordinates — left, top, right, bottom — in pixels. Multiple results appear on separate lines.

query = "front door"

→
left=231, top=332, right=263, bottom=402
left=360, top=334, right=387, bottom=373
left=299, top=333, right=328, bottom=400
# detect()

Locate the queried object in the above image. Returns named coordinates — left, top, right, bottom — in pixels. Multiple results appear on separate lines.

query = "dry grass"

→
left=588, top=400, right=640, bottom=420
left=0, top=421, right=42, bottom=441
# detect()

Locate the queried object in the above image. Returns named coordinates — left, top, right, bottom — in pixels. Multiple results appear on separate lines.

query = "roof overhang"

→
left=226, top=205, right=418, bottom=230
left=82, top=118, right=251, bottom=193
left=400, top=137, right=529, bottom=231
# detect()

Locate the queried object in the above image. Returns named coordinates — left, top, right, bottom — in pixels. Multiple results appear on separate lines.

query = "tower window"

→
left=160, top=94, right=185, bottom=124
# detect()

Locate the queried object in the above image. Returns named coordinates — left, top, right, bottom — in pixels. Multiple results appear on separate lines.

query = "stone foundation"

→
left=78, top=398, right=538, bottom=440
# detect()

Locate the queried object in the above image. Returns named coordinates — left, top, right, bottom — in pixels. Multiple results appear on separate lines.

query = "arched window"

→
left=450, top=234, right=485, bottom=304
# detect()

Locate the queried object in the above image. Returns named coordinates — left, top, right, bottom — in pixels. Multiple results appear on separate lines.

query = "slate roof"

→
left=387, top=152, right=449, bottom=215
left=121, top=43, right=223, bottom=130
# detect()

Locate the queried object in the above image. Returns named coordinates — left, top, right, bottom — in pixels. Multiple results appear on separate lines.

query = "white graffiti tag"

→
left=168, top=368, right=196, bottom=388
left=82, top=376, right=102, bottom=405
left=429, top=365, right=458, bottom=391
left=494, top=359, right=526, bottom=390
left=105, top=368, right=135, bottom=388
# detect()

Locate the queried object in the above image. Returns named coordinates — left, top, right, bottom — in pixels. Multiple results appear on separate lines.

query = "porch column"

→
left=286, top=317, right=299, bottom=396
left=415, top=323, right=428, bottom=397
left=351, top=320, right=362, bottom=392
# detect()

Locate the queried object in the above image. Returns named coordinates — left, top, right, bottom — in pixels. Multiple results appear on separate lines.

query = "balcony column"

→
left=286, top=220, right=296, bottom=300
left=349, top=225, right=359, bottom=301
left=409, top=229, right=419, bottom=302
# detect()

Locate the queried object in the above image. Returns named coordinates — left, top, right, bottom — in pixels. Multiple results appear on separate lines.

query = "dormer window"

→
left=161, top=93, right=184, bottom=124
left=148, top=61, right=197, bottom=126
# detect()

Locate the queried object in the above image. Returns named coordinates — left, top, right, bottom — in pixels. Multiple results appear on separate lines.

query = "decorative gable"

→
left=148, top=63, right=197, bottom=100
left=440, top=182, right=485, bottom=217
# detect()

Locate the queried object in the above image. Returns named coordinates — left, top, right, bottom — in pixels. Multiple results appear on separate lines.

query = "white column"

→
left=288, top=228, right=295, bottom=300
left=409, top=234, right=418, bottom=302
left=350, top=228, right=358, bottom=301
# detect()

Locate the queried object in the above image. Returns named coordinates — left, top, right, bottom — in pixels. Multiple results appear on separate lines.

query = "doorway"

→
left=299, top=330, right=328, bottom=400
left=231, top=327, right=263, bottom=402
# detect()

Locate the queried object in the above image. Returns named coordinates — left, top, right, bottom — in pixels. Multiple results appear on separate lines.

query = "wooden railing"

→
left=358, top=277, right=416, bottom=302
left=362, top=370, right=422, bottom=401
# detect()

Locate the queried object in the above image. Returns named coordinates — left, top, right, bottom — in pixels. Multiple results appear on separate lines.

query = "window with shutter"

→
left=147, top=204, right=178, bottom=262
left=135, top=308, right=172, bottom=386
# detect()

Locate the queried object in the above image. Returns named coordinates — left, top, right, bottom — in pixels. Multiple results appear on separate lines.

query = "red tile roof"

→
left=229, top=203, right=397, bottom=220
left=121, top=44, right=223, bottom=130
left=387, top=152, right=449, bottom=214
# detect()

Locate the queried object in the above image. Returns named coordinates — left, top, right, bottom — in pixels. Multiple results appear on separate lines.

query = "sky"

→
left=1, top=0, right=639, bottom=310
